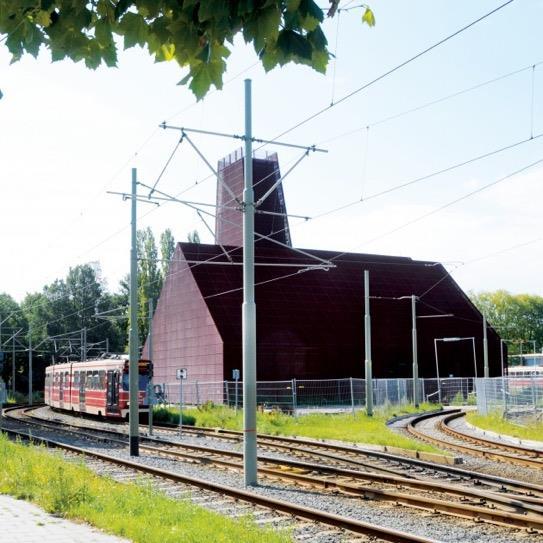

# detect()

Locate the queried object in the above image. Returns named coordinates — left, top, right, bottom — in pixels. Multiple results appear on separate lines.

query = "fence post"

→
left=292, top=378, right=297, bottom=417
left=532, top=376, right=537, bottom=415
left=350, top=377, right=355, bottom=415
left=421, top=379, right=425, bottom=404
left=224, top=381, right=229, bottom=406
left=195, top=381, right=200, bottom=406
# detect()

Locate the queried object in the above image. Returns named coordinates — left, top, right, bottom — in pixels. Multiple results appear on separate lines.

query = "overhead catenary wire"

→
left=263, top=0, right=516, bottom=145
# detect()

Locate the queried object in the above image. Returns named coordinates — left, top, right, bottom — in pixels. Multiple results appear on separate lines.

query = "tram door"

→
left=79, top=371, right=86, bottom=412
left=59, top=372, right=64, bottom=406
left=107, top=370, right=118, bottom=411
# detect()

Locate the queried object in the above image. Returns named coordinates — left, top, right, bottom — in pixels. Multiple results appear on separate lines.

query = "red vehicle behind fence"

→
left=44, top=355, right=151, bottom=419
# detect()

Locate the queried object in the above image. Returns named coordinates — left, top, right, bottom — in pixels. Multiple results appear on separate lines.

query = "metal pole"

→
left=12, top=334, right=15, bottom=396
left=291, top=378, right=297, bottom=417
left=411, top=295, right=419, bottom=408
left=105, top=337, right=109, bottom=354
left=483, top=316, right=489, bottom=378
left=148, top=298, right=154, bottom=436
left=364, top=270, right=373, bottom=416
left=350, top=377, right=355, bottom=415
left=83, top=327, right=87, bottom=361
left=80, top=328, right=84, bottom=362
left=242, top=79, right=257, bottom=486
left=235, top=377, right=239, bottom=411
left=129, top=167, right=140, bottom=456
left=500, top=339, right=505, bottom=377
left=472, top=337, right=478, bottom=379
left=28, top=326, right=32, bottom=406
left=179, top=379, right=183, bottom=436
left=434, top=339, right=442, bottom=404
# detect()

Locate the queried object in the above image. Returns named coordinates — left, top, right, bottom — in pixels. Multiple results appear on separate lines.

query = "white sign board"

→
left=232, top=369, right=240, bottom=380
left=176, top=368, right=188, bottom=380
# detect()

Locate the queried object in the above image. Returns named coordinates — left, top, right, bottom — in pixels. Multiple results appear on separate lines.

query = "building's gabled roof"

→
left=177, top=242, right=498, bottom=378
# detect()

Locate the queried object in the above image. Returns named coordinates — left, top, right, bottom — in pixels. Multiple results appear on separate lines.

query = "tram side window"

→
left=93, top=371, right=99, bottom=389
left=74, top=371, right=79, bottom=387
left=99, top=371, right=106, bottom=389
left=86, top=371, right=93, bottom=390
left=65, top=371, right=69, bottom=386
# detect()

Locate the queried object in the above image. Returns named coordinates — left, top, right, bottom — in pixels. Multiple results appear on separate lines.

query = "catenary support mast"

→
left=242, top=79, right=257, bottom=486
left=129, top=167, right=140, bottom=456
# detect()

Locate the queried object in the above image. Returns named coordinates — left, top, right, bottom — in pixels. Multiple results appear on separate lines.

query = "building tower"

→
left=215, top=149, right=291, bottom=247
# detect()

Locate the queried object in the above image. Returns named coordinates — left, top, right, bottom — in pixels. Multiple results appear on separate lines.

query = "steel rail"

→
left=9, top=407, right=543, bottom=528
left=407, top=411, right=543, bottom=470
left=154, top=418, right=543, bottom=497
left=0, top=422, right=437, bottom=543
left=439, top=411, right=543, bottom=458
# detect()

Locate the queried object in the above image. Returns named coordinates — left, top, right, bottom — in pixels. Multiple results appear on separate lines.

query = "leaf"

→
left=94, top=19, right=112, bottom=47
left=362, top=7, right=376, bottom=27
left=277, top=29, right=312, bottom=61
left=156, top=42, right=175, bottom=62
left=35, top=10, right=52, bottom=28
left=118, top=12, right=147, bottom=49
left=311, top=49, right=328, bottom=74
left=189, top=63, right=212, bottom=99
left=114, top=0, right=131, bottom=20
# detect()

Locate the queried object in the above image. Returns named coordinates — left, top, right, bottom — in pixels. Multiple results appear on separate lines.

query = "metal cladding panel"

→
left=142, top=244, right=223, bottom=384
left=171, top=243, right=502, bottom=381
left=215, top=152, right=291, bottom=247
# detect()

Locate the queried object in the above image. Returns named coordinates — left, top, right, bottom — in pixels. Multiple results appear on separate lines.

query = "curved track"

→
left=408, top=410, right=543, bottom=470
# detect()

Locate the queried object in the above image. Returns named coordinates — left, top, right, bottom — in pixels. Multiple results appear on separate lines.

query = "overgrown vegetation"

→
left=155, top=402, right=441, bottom=453
left=0, top=433, right=289, bottom=543
left=466, top=411, right=543, bottom=443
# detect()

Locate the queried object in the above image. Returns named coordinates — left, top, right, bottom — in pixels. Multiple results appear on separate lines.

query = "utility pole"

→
left=483, top=316, right=489, bottom=378
left=411, top=295, right=419, bottom=408
left=28, top=326, right=32, bottom=406
left=12, top=334, right=16, bottom=396
left=129, top=167, right=140, bottom=456
left=242, top=79, right=257, bottom=487
left=364, top=270, right=373, bottom=416
left=148, top=298, right=154, bottom=436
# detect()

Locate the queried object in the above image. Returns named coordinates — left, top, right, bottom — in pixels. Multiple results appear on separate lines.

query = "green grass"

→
left=465, top=411, right=543, bottom=443
left=155, top=402, right=442, bottom=453
left=0, top=433, right=290, bottom=543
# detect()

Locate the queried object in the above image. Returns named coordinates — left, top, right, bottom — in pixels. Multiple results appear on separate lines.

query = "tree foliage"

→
left=159, top=227, right=176, bottom=280
left=470, top=290, right=543, bottom=354
left=0, top=1, right=374, bottom=98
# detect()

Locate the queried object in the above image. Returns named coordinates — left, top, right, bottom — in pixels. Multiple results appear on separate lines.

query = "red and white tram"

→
left=44, top=355, right=152, bottom=419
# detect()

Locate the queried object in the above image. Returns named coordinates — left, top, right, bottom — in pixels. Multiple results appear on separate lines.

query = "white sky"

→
left=1, top=0, right=542, bottom=302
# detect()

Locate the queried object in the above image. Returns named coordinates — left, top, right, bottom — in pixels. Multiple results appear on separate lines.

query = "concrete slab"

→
left=0, top=494, right=130, bottom=543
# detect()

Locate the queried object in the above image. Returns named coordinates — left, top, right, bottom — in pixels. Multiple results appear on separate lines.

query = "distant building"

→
left=145, top=151, right=502, bottom=385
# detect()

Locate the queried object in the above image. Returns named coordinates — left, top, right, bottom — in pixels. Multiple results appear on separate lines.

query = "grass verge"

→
left=155, top=402, right=441, bottom=453
left=0, top=433, right=290, bottom=543
left=465, top=411, right=543, bottom=443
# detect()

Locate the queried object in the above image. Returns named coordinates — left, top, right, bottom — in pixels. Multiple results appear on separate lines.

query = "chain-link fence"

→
left=154, top=376, right=475, bottom=414
left=475, top=377, right=543, bottom=419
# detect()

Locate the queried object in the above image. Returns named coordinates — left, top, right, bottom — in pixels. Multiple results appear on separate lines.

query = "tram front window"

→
left=121, top=372, right=150, bottom=392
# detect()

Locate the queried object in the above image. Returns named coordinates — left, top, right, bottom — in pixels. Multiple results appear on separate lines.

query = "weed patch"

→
left=0, top=433, right=289, bottom=543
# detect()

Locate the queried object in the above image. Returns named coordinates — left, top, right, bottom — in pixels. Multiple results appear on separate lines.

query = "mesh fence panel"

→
left=476, top=377, right=543, bottom=417
left=155, top=376, right=479, bottom=413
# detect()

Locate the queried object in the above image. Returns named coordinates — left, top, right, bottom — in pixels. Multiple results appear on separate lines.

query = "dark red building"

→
left=146, top=152, right=501, bottom=385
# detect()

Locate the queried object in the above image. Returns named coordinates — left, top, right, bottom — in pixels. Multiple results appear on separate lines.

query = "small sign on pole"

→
left=176, top=368, right=187, bottom=437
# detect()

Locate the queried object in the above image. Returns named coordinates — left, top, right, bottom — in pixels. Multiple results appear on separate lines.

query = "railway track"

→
left=5, top=406, right=543, bottom=535
left=407, top=410, right=543, bottom=470
left=151, top=415, right=543, bottom=499
left=0, top=407, right=438, bottom=543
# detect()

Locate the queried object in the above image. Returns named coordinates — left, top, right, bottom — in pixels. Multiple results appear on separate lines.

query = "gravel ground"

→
left=4, top=410, right=543, bottom=543
left=393, top=412, right=543, bottom=486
